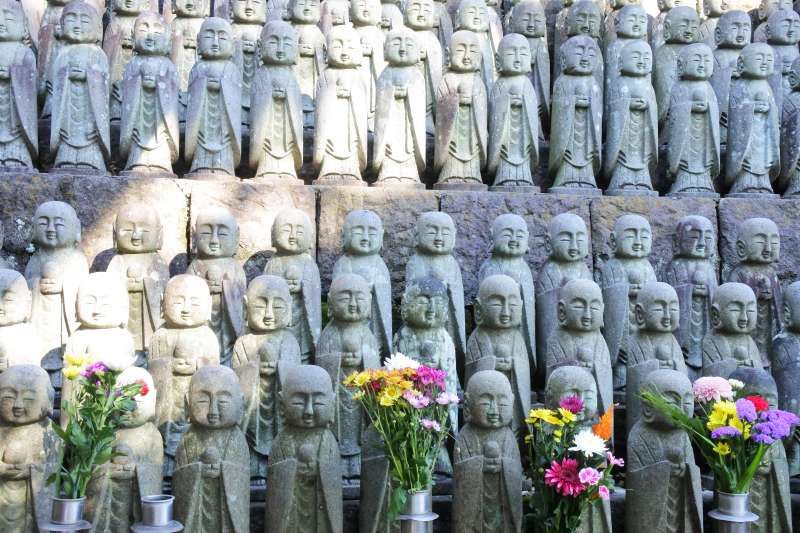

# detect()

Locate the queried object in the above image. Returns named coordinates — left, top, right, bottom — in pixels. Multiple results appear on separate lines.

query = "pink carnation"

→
left=692, top=377, right=734, bottom=403
left=578, top=467, right=601, bottom=486
left=435, top=392, right=459, bottom=405
left=544, top=458, right=585, bottom=497
left=416, top=366, right=446, bottom=388
left=606, top=452, right=624, bottom=468
left=420, top=418, right=441, bottom=432
left=598, top=485, right=610, bottom=500
left=403, top=390, right=431, bottom=409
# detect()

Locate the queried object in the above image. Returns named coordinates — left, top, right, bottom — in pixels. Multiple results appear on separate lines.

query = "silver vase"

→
left=131, top=495, right=184, bottom=532
left=42, top=497, right=91, bottom=531
left=708, top=492, right=759, bottom=533
left=398, top=488, right=438, bottom=533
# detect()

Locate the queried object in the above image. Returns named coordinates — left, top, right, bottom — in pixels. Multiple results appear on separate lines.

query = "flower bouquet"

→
left=343, top=353, right=459, bottom=519
left=523, top=398, right=620, bottom=533
left=641, top=376, right=800, bottom=495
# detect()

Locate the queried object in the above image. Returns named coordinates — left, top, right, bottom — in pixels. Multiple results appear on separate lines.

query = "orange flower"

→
left=592, top=406, right=614, bottom=441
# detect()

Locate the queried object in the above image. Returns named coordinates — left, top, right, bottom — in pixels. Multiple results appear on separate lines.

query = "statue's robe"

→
left=0, top=41, right=37, bottom=168
left=250, top=65, right=303, bottom=179
left=779, top=89, right=800, bottom=195
left=772, top=330, right=800, bottom=477
left=187, top=257, right=247, bottom=367
left=710, top=47, right=742, bottom=146
left=0, top=323, right=43, bottom=371
left=626, top=422, right=703, bottom=533
left=474, top=28, right=498, bottom=91
left=749, top=441, right=793, bottom=533
left=264, top=253, right=321, bottom=364
left=453, top=425, right=522, bottom=533
left=36, top=4, right=63, bottom=118
left=359, top=427, right=399, bottom=533
left=170, top=16, right=204, bottom=99
left=119, top=55, right=179, bottom=173
left=380, top=1, right=404, bottom=33
left=232, top=21, right=262, bottom=127
left=354, top=24, right=386, bottom=130
left=655, top=43, right=689, bottom=125
left=603, top=37, right=651, bottom=112
left=698, top=15, right=720, bottom=47
left=292, top=23, right=326, bottom=127
left=410, top=29, right=443, bottom=134
left=173, top=426, right=250, bottom=533
left=701, top=330, right=765, bottom=377
left=266, top=428, right=343, bottom=533
left=488, top=74, right=539, bottom=187
left=103, top=15, right=137, bottom=122
left=433, top=0, right=453, bottom=51
left=148, top=324, right=221, bottom=362
left=727, top=263, right=782, bottom=369
left=768, top=44, right=798, bottom=115
left=525, top=36, right=550, bottom=136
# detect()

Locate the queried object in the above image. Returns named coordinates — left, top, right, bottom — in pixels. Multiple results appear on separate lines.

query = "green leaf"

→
left=387, top=486, right=408, bottom=522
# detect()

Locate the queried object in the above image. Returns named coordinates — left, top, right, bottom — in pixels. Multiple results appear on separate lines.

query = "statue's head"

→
left=260, top=21, right=298, bottom=65
left=635, top=282, right=680, bottom=333
left=703, top=0, right=728, bottom=17
left=758, top=0, right=792, bottom=23
left=546, top=213, right=588, bottom=263
left=641, top=369, right=693, bottom=428
left=674, top=215, right=715, bottom=260
left=715, top=10, right=751, bottom=48
left=0, top=269, right=31, bottom=327
left=619, top=39, right=653, bottom=76
left=765, top=8, right=800, bottom=45
left=328, top=273, right=371, bottom=323
left=456, top=0, right=489, bottom=32
left=114, top=203, right=163, bottom=254
left=163, top=274, right=212, bottom=328
left=77, top=272, right=129, bottom=329
left=510, top=1, right=546, bottom=38
left=31, top=201, right=81, bottom=251
left=61, top=0, right=101, bottom=44
left=497, top=33, right=532, bottom=75
left=607, top=0, right=635, bottom=9
left=172, top=335, right=202, bottom=374
left=545, top=365, right=597, bottom=423
left=736, top=42, right=774, bottom=79
left=567, top=1, right=601, bottom=38
left=710, top=282, right=757, bottom=334
left=272, top=208, right=313, bottom=255
left=404, top=0, right=435, bottom=30
left=490, top=213, right=529, bottom=258
left=401, top=277, right=447, bottom=329
left=351, top=0, right=381, bottom=26
left=173, top=0, right=208, bottom=17
left=193, top=206, right=239, bottom=260
left=729, top=367, right=778, bottom=408
left=677, top=42, right=713, bottom=80
left=342, top=210, right=383, bottom=256
left=735, top=217, right=779, bottom=265
left=475, top=275, right=522, bottom=329
left=0, top=0, right=27, bottom=43
left=610, top=214, right=652, bottom=259
left=385, top=26, right=420, bottom=66
left=188, top=365, right=244, bottom=428
left=782, top=281, right=800, bottom=333
left=416, top=211, right=456, bottom=255
left=232, top=0, right=266, bottom=23
left=198, top=17, right=234, bottom=59
left=113, top=0, right=151, bottom=15
left=615, top=4, right=648, bottom=39
left=664, top=6, right=699, bottom=44
left=558, top=278, right=603, bottom=332
left=327, top=25, right=362, bottom=68
left=117, top=366, right=156, bottom=428
left=328, top=1, right=350, bottom=26
left=464, top=370, right=513, bottom=428
left=448, top=30, right=481, bottom=72
left=290, top=0, right=321, bottom=23
left=280, top=364, right=335, bottom=428
left=246, top=274, right=291, bottom=332
left=0, top=365, right=53, bottom=425
left=560, top=35, right=598, bottom=75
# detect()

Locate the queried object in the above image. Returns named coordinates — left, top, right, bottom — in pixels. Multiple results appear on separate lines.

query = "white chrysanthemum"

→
left=384, top=352, right=420, bottom=370
left=569, top=429, right=607, bottom=458
left=728, top=379, right=744, bottom=391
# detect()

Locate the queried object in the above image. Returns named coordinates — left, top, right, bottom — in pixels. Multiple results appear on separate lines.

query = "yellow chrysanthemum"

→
left=378, top=385, right=402, bottom=407
left=355, top=372, right=371, bottom=387
left=713, top=442, right=731, bottom=456
left=397, top=380, right=414, bottom=390
left=729, top=416, right=751, bottom=440
left=558, top=408, right=577, bottom=423
left=62, top=366, right=80, bottom=380
left=707, top=402, right=735, bottom=430
left=64, top=353, right=88, bottom=367
left=526, top=408, right=561, bottom=426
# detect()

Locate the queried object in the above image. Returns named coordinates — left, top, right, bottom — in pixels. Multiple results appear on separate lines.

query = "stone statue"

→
left=351, top=0, right=386, bottom=131
left=85, top=367, right=163, bottom=532
left=604, top=40, right=658, bottom=196
left=551, top=0, right=576, bottom=75
left=651, top=0, right=696, bottom=51
left=49, top=1, right=110, bottom=173
left=316, top=274, right=380, bottom=478
left=728, top=367, right=792, bottom=533
left=289, top=0, right=325, bottom=128
left=173, top=366, right=250, bottom=533
left=120, top=12, right=180, bottom=176
left=699, top=0, right=729, bottom=46
left=488, top=33, right=539, bottom=190
left=453, top=370, right=523, bottom=533
left=725, top=218, right=782, bottom=368
left=313, top=25, right=369, bottom=185
left=625, top=282, right=687, bottom=430
left=626, top=369, right=702, bottom=533
left=666, top=43, right=721, bottom=197
left=710, top=10, right=751, bottom=150
left=170, top=0, right=207, bottom=115
left=185, top=17, right=242, bottom=178
left=603, top=4, right=649, bottom=103
left=320, top=0, right=351, bottom=36
left=372, top=26, right=427, bottom=187
left=231, top=0, right=267, bottom=130
left=380, top=0, right=404, bottom=34
left=37, top=0, right=67, bottom=119
left=556, top=1, right=604, bottom=98
left=265, top=364, right=343, bottom=533
left=332, top=210, right=392, bottom=357
left=509, top=1, right=550, bottom=138
left=232, top=275, right=301, bottom=479
left=702, top=282, right=764, bottom=377
left=765, top=9, right=800, bottom=115
left=406, top=212, right=466, bottom=361
left=434, top=30, right=488, bottom=190
left=358, top=426, right=397, bottom=533
left=187, top=206, right=247, bottom=367
left=104, top=0, right=150, bottom=123
left=0, top=365, right=58, bottom=532
left=0, top=269, right=41, bottom=372
left=465, top=275, right=532, bottom=433
left=0, top=0, right=37, bottom=172
left=249, top=21, right=303, bottom=182
left=264, top=209, right=321, bottom=364
left=654, top=6, right=700, bottom=125
left=772, top=281, right=800, bottom=476
left=535, top=213, right=592, bottom=371
left=548, top=35, right=602, bottom=195
left=664, top=215, right=718, bottom=378
left=754, top=0, right=793, bottom=42
left=433, top=0, right=453, bottom=50
left=546, top=279, right=613, bottom=422
left=599, top=214, right=657, bottom=390
left=725, top=43, right=781, bottom=197
left=454, top=0, right=497, bottom=90
left=779, top=57, right=800, bottom=196
left=404, top=0, right=443, bottom=135
left=25, top=201, right=88, bottom=389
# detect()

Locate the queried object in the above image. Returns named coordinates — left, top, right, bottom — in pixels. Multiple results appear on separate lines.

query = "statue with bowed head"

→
left=488, top=33, right=540, bottom=191
left=765, top=9, right=800, bottom=113
left=604, top=40, right=659, bottom=196
left=232, top=275, right=301, bottom=479
left=104, top=0, right=150, bottom=123
left=170, top=0, right=207, bottom=115
left=266, top=364, right=343, bottom=533
left=49, top=1, right=110, bottom=173
left=651, top=0, right=696, bottom=50
left=626, top=369, right=703, bottom=533
left=230, top=0, right=267, bottom=130
left=699, top=0, right=729, bottom=46
left=604, top=4, right=649, bottom=101
left=0, top=365, right=59, bottom=532
left=351, top=0, right=385, bottom=131
left=702, top=282, right=764, bottom=377
left=372, top=26, right=427, bottom=187
left=710, top=10, right=750, bottom=148
left=654, top=6, right=700, bottom=126
left=289, top=0, right=325, bottom=128
left=667, top=43, right=721, bottom=197
left=187, top=206, right=247, bottom=367
left=664, top=215, right=718, bottom=378
left=404, top=0, right=443, bottom=136
left=313, top=25, right=369, bottom=186
left=510, top=1, right=550, bottom=137
left=548, top=35, right=602, bottom=195
left=453, top=370, right=523, bottom=533
left=173, top=366, right=250, bottom=533
left=754, top=0, right=793, bottom=42
left=779, top=57, right=800, bottom=196
left=454, top=0, right=496, bottom=90
left=0, top=270, right=41, bottom=372
left=772, top=281, right=800, bottom=476
left=85, top=367, right=163, bottom=532
left=120, top=12, right=180, bottom=177
left=264, top=209, right=321, bottom=365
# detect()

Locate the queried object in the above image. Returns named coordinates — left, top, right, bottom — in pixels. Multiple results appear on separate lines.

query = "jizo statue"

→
left=289, top=0, right=325, bottom=128
left=509, top=1, right=550, bottom=137
left=404, top=0, right=443, bottom=136
left=651, top=0, right=696, bottom=50
left=772, top=281, right=800, bottom=476
left=754, top=0, right=794, bottom=42
left=0, top=269, right=41, bottom=372
left=765, top=8, right=800, bottom=114
left=104, top=0, right=151, bottom=123
left=699, top=0, right=730, bottom=46
left=653, top=6, right=700, bottom=126
left=604, top=4, right=649, bottom=103
left=454, top=0, right=497, bottom=90
left=37, top=0, right=68, bottom=120
left=710, top=10, right=751, bottom=149
left=351, top=0, right=386, bottom=132
left=231, top=0, right=267, bottom=130
left=779, top=56, right=800, bottom=196
left=702, top=282, right=764, bottom=377
left=558, top=0, right=603, bottom=100
left=170, top=0, right=208, bottom=115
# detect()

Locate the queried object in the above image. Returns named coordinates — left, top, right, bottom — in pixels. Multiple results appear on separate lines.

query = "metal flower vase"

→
left=708, top=492, right=758, bottom=533
left=398, top=488, right=438, bottom=533
left=41, top=497, right=91, bottom=531
left=131, top=495, right=184, bottom=532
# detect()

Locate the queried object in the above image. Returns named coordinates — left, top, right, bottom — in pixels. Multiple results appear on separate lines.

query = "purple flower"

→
left=711, top=426, right=743, bottom=440
left=753, top=420, right=792, bottom=441
left=598, top=485, right=610, bottom=500
left=81, top=361, right=108, bottom=379
left=735, top=399, right=757, bottom=423
left=403, top=390, right=431, bottom=409
left=752, top=433, right=775, bottom=445
left=559, top=395, right=584, bottom=415
left=760, top=409, right=800, bottom=427
left=420, top=418, right=441, bottom=432
left=578, top=467, right=601, bottom=486
left=606, top=452, right=625, bottom=468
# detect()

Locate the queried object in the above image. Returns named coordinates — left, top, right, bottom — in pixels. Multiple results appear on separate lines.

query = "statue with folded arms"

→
left=351, top=0, right=385, bottom=131
left=764, top=9, right=799, bottom=116
left=653, top=6, right=700, bottom=126
left=104, top=0, right=150, bottom=123
left=709, top=10, right=751, bottom=149
left=231, top=0, right=267, bottom=130
left=289, top=0, right=325, bottom=128
left=404, top=0, right=443, bottom=136
left=170, top=0, right=207, bottom=118
left=509, top=1, right=550, bottom=138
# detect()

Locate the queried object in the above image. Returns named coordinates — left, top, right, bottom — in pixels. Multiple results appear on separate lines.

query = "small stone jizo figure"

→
left=351, top=0, right=386, bottom=131
left=765, top=9, right=800, bottom=113
left=0, top=269, right=41, bottom=372
left=289, top=0, right=325, bottom=128
left=771, top=281, right=800, bottom=476
left=404, top=0, right=443, bottom=135
left=710, top=10, right=752, bottom=147
left=454, top=0, right=497, bottom=90
left=604, top=4, right=649, bottom=107
left=778, top=57, right=800, bottom=196
left=170, top=0, right=208, bottom=111
left=104, top=0, right=150, bottom=123
left=699, top=0, right=728, bottom=46
left=702, top=282, right=764, bottom=377
left=653, top=6, right=700, bottom=125
left=509, top=1, right=550, bottom=136
left=231, top=0, right=267, bottom=129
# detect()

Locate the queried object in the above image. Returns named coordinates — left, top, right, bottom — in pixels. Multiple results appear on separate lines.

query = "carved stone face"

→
left=620, top=40, right=652, bottom=76
left=115, top=205, right=162, bottom=254
left=562, top=36, right=597, bottom=75
left=114, top=0, right=149, bottom=15
left=351, top=0, right=380, bottom=25
left=611, top=215, right=651, bottom=259
left=548, top=213, right=588, bottom=263
left=738, top=43, right=774, bottom=78
left=172, top=342, right=199, bottom=374
left=417, top=212, right=455, bottom=254
left=273, top=209, right=312, bottom=254
left=194, top=208, right=239, bottom=259
left=664, top=7, right=699, bottom=44
left=703, top=0, right=728, bottom=17
left=385, top=28, right=419, bottom=66
left=0, top=1, right=26, bottom=43
left=642, top=369, right=693, bottom=428
left=636, top=282, right=680, bottom=333
left=247, top=275, right=291, bottom=332
left=61, top=2, right=100, bottom=44
left=233, top=0, right=266, bottom=23
left=343, top=210, right=383, bottom=256
left=117, top=367, right=156, bottom=427
left=568, top=2, right=600, bottom=38
left=559, top=279, right=603, bottom=332
left=712, top=283, right=757, bottom=333
left=163, top=275, right=212, bottom=328
left=405, top=0, right=435, bottom=30
left=32, top=201, right=81, bottom=251
left=449, top=30, right=481, bottom=72
left=0, top=366, right=52, bottom=426
left=767, top=9, right=800, bottom=44
left=715, top=11, right=751, bottom=47
left=736, top=218, right=780, bottom=264
left=291, top=0, right=320, bottom=23
left=77, top=273, right=128, bottom=329
left=188, top=366, right=243, bottom=428
left=783, top=282, right=800, bottom=333
left=491, top=214, right=528, bottom=258
left=281, top=365, right=335, bottom=428
left=0, top=271, right=31, bottom=327
left=199, top=18, right=234, bottom=59
left=511, top=2, right=546, bottom=37
left=676, top=216, right=715, bottom=259
left=466, top=370, right=513, bottom=429
left=616, top=5, right=647, bottom=38
left=174, top=0, right=207, bottom=17
left=329, top=274, right=370, bottom=322
left=678, top=44, right=713, bottom=80
left=477, top=275, right=522, bottom=329
left=497, top=34, right=531, bottom=75
left=403, top=280, right=447, bottom=328
left=759, top=0, right=792, bottom=22
left=546, top=366, right=598, bottom=423
left=261, top=22, right=298, bottom=65
left=457, top=0, right=489, bottom=32
left=327, top=26, right=362, bottom=67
